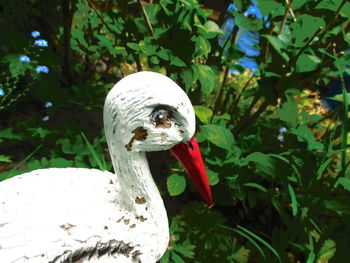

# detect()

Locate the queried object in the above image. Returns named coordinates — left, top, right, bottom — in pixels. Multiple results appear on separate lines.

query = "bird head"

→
left=104, top=71, right=212, bottom=205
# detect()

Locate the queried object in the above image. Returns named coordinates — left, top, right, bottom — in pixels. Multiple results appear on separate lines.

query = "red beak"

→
left=169, top=137, right=213, bottom=206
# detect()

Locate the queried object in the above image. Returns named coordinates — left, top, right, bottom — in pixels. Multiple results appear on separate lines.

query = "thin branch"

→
left=316, top=0, right=347, bottom=45
left=285, top=0, right=296, bottom=22
left=309, top=106, right=341, bottom=128
left=233, top=95, right=268, bottom=135
left=264, top=23, right=276, bottom=63
left=279, top=0, right=293, bottom=34
left=138, top=0, right=154, bottom=36
left=212, top=65, right=229, bottom=114
left=230, top=74, right=255, bottom=119
left=62, top=0, right=77, bottom=86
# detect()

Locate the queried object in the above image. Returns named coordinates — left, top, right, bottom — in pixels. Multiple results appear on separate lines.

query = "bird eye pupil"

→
left=152, top=109, right=171, bottom=124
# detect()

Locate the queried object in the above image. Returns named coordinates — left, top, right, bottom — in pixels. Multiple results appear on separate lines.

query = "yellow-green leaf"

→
left=194, top=105, right=213, bottom=123
left=200, top=124, right=234, bottom=151
left=167, top=174, right=186, bottom=196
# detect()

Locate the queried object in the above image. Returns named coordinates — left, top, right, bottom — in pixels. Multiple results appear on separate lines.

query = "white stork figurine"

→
left=0, top=71, right=212, bottom=263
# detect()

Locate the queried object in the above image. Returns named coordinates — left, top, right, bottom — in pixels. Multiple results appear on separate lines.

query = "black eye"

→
left=151, top=106, right=174, bottom=128
left=152, top=109, right=169, bottom=124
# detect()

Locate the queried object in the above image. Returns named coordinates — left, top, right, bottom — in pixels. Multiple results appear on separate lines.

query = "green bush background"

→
left=0, top=0, right=350, bottom=262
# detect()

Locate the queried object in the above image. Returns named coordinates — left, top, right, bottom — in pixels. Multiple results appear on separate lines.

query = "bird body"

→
left=0, top=168, right=167, bottom=263
left=0, top=72, right=212, bottom=262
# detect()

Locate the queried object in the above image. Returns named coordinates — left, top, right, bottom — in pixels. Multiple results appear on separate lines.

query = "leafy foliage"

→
left=0, top=0, right=349, bottom=262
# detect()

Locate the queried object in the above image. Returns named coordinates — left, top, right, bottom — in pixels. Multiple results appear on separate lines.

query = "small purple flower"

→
left=35, top=66, right=49, bottom=73
left=45, top=102, right=53, bottom=108
left=19, top=55, right=31, bottom=63
left=279, top=127, right=287, bottom=133
left=0, top=88, right=4, bottom=96
left=42, top=116, right=49, bottom=121
left=277, top=135, right=285, bottom=142
left=34, top=39, right=48, bottom=47
left=31, top=31, right=40, bottom=38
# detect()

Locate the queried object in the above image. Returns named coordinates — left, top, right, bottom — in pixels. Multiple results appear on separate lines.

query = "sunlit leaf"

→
left=200, top=124, right=234, bottom=151
left=194, top=105, right=213, bottom=123
left=296, top=54, right=321, bottom=72
left=167, top=173, right=186, bottom=196
left=192, top=64, right=216, bottom=95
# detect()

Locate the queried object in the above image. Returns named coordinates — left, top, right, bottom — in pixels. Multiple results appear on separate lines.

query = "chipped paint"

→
left=135, top=197, right=146, bottom=204
left=125, top=127, right=148, bottom=151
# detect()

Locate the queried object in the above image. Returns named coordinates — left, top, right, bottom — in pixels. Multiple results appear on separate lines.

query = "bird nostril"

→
left=188, top=142, right=194, bottom=151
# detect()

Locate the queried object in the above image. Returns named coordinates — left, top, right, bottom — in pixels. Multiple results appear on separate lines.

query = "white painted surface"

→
left=0, top=72, right=196, bottom=263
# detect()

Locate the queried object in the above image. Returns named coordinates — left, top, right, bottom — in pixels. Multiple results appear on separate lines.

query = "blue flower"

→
left=45, top=102, right=53, bottom=108
left=31, top=31, right=40, bottom=38
left=19, top=55, right=31, bottom=63
left=42, top=116, right=49, bottom=121
left=34, top=39, right=48, bottom=47
left=35, top=66, right=49, bottom=73
left=279, top=127, right=287, bottom=133
left=0, top=88, right=4, bottom=96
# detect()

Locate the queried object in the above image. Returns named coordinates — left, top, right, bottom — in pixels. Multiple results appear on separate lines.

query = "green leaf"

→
left=327, top=93, right=350, bottom=103
left=317, top=239, right=336, bottom=261
left=237, top=225, right=282, bottom=263
left=0, top=127, right=23, bottom=143
left=171, top=251, right=185, bottom=263
left=197, top=20, right=223, bottom=39
left=167, top=173, right=186, bottom=196
left=0, top=155, right=11, bottom=163
left=262, top=35, right=289, bottom=62
left=200, top=124, right=234, bottom=151
left=157, top=48, right=171, bottom=61
left=278, top=94, right=298, bottom=126
left=290, top=125, right=324, bottom=150
left=316, top=0, right=342, bottom=11
left=317, top=156, right=335, bottom=176
left=246, top=152, right=289, bottom=178
left=81, top=132, right=105, bottom=171
left=288, top=184, right=298, bottom=216
left=126, top=42, right=141, bottom=52
left=296, top=54, right=321, bottom=72
left=160, top=250, right=170, bottom=263
left=220, top=224, right=266, bottom=261
left=139, top=40, right=158, bottom=55
left=235, top=13, right=263, bottom=31
left=48, top=158, right=74, bottom=168
left=180, top=68, right=193, bottom=92
left=335, top=177, right=350, bottom=191
left=193, top=105, right=213, bottom=123
left=192, top=64, right=216, bottom=95
left=72, top=28, right=89, bottom=48
left=193, top=36, right=211, bottom=57
left=207, top=168, right=219, bottom=185
left=291, top=15, right=325, bottom=47
left=244, top=183, right=267, bottom=193
left=170, top=55, right=186, bottom=67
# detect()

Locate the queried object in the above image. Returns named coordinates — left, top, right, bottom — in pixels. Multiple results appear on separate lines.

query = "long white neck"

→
left=109, top=140, right=168, bottom=231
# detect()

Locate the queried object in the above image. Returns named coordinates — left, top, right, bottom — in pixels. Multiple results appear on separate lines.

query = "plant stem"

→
left=340, top=74, right=348, bottom=172
left=279, top=0, right=293, bottom=34
left=212, top=65, right=229, bottom=114
left=233, top=97, right=268, bottom=136
left=138, top=0, right=154, bottom=36
left=230, top=74, right=255, bottom=119
left=309, top=106, right=341, bottom=128
left=62, top=0, right=77, bottom=86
